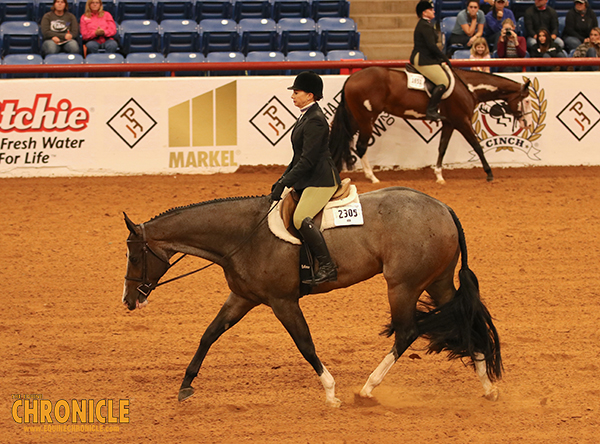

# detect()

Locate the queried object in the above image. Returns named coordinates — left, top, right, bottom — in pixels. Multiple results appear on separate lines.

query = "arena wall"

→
left=0, top=72, right=598, bottom=177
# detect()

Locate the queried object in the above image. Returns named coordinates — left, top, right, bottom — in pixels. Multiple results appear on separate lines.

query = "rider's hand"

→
left=271, top=181, right=285, bottom=201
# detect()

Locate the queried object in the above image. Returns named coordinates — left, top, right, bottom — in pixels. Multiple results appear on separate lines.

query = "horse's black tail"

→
left=329, top=85, right=358, bottom=171
left=416, top=207, right=503, bottom=382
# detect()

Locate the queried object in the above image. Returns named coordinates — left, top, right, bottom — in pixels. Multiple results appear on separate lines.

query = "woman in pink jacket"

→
left=80, top=0, right=118, bottom=54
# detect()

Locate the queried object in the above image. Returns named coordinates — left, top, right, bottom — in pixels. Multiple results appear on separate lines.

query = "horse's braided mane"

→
left=149, top=194, right=268, bottom=222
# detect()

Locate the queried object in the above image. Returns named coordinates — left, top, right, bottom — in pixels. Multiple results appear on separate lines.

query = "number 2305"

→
left=337, top=208, right=358, bottom=218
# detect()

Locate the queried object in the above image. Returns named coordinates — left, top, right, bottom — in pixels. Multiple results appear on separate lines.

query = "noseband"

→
left=125, top=223, right=172, bottom=297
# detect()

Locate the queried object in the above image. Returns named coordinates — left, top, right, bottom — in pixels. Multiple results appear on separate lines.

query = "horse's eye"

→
left=129, top=256, right=139, bottom=264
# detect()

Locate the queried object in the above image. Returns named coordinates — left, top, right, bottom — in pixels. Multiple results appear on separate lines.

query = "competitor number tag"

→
left=333, top=202, right=364, bottom=226
left=407, top=72, right=426, bottom=90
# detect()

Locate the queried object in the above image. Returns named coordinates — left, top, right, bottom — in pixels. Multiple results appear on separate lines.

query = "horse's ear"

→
left=522, top=78, right=531, bottom=93
left=123, top=212, right=139, bottom=236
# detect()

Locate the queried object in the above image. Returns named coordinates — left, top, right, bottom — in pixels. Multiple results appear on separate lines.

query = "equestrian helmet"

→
left=416, top=0, right=434, bottom=17
left=288, top=71, right=323, bottom=100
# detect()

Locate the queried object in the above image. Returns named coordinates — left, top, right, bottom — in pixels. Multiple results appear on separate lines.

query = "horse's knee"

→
left=355, top=141, right=367, bottom=158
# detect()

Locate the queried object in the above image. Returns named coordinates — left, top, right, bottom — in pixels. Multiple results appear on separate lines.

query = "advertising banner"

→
left=0, top=72, right=598, bottom=178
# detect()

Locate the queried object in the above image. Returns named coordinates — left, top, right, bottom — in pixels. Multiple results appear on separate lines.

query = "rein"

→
left=125, top=199, right=278, bottom=297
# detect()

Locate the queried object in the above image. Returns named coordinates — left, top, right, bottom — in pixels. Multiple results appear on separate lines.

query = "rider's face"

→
left=291, top=90, right=314, bottom=109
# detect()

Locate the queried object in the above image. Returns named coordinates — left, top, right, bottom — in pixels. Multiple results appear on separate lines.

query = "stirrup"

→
left=426, top=110, right=445, bottom=122
left=302, top=263, right=338, bottom=285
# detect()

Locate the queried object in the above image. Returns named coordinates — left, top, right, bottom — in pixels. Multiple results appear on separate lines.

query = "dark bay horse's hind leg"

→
left=178, top=292, right=258, bottom=401
left=456, top=118, right=494, bottom=182
left=270, top=298, right=341, bottom=407
left=360, top=282, right=419, bottom=398
left=434, top=122, right=455, bottom=184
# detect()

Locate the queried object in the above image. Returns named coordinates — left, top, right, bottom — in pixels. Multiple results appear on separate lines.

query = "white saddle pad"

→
left=268, top=185, right=363, bottom=245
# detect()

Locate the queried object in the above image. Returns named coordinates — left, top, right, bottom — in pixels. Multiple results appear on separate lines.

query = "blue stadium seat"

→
left=316, top=17, right=359, bottom=54
left=441, top=16, right=460, bottom=53
left=452, top=49, right=471, bottom=59
left=435, top=0, right=463, bottom=20
left=165, top=51, right=205, bottom=75
left=154, top=0, right=194, bottom=21
left=125, top=51, right=167, bottom=76
left=0, top=0, right=36, bottom=22
left=206, top=50, right=245, bottom=75
left=73, top=0, right=116, bottom=20
left=277, top=17, right=318, bottom=54
left=558, top=15, right=566, bottom=35
left=119, top=19, right=160, bottom=54
left=272, top=0, right=311, bottom=21
left=325, top=49, right=365, bottom=74
left=199, top=18, right=239, bottom=54
left=85, top=52, right=126, bottom=77
left=233, top=0, right=271, bottom=21
left=115, top=0, right=154, bottom=22
left=195, top=0, right=233, bottom=21
left=44, top=53, right=85, bottom=77
left=2, top=52, right=43, bottom=78
left=285, top=49, right=325, bottom=74
left=246, top=50, right=286, bottom=75
left=325, top=48, right=364, bottom=60
left=160, top=19, right=200, bottom=53
left=516, top=16, right=525, bottom=36
left=238, top=18, right=278, bottom=55
left=552, top=0, right=573, bottom=16
left=0, top=20, right=40, bottom=56
left=311, top=0, right=349, bottom=20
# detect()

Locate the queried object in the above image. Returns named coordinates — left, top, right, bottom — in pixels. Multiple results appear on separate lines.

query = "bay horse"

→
left=329, top=66, right=532, bottom=183
left=122, top=187, right=502, bottom=407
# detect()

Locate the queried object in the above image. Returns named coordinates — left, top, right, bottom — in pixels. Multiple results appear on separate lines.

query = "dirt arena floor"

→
left=1, top=165, right=599, bottom=443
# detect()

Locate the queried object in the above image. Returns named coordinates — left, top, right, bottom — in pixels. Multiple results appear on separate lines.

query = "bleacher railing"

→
left=0, top=57, right=599, bottom=76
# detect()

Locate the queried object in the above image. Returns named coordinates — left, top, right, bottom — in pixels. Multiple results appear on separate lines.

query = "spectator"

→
left=563, top=0, right=598, bottom=53
left=573, top=26, right=600, bottom=71
left=80, top=0, right=119, bottom=54
left=470, top=36, right=491, bottom=72
left=530, top=28, right=566, bottom=71
left=448, top=0, right=486, bottom=52
left=485, top=0, right=516, bottom=50
left=524, top=0, right=564, bottom=51
left=40, top=0, right=80, bottom=57
left=496, top=18, right=527, bottom=72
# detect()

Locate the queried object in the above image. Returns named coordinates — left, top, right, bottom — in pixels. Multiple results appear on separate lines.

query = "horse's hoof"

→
left=486, top=175, right=494, bottom=182
left=484, top=387, right=499, bottom=402
left=436, top=178, right=446, bottom=185
left=326, top=397, right=342, bottom=408
left=371, top=178, right=380, bottom=184
left=178, top=387, right=195, bottom=402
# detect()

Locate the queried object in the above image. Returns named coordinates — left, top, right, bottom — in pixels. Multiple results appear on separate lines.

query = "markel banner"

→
left=0, top=72, right=598, bottom=178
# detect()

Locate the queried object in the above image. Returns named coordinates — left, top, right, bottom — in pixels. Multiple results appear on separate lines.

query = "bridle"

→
left=124, top=223, right=192, bottom=297
left=124, top=199, right=279, bottom=298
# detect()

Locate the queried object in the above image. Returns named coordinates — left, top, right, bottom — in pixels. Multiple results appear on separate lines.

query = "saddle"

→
left=405, top=63, right=455, bottom=100
left=280, top=177, right=352, bottom=237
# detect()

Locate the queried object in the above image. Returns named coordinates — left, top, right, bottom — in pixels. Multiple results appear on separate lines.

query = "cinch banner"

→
left=0, top=73, right=598, bottom=178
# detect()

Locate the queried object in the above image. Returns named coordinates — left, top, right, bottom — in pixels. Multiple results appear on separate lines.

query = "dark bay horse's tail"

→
left=329, top=85, right=358, bottom=171
left=416, top=207, right=502, bottom=381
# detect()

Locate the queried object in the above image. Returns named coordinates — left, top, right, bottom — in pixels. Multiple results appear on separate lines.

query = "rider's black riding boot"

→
left=299, top=217, right=337, bottom=285
left=426, top=84, right=447, bottom=121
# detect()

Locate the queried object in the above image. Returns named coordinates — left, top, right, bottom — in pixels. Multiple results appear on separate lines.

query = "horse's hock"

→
left=2, top=165, right=599, bottom=443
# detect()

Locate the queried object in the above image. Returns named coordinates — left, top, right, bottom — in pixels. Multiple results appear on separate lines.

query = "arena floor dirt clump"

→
left=1, top=165, right=599, bottom=443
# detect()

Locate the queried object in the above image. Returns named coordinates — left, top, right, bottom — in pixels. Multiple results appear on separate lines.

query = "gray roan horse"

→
left=123, top=187, right=502, bottom=407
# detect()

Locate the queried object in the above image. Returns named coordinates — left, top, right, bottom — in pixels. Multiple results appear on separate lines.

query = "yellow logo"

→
left=12, top=396, right=129, bottom=425
left=168, top=81, right=237, bottom=147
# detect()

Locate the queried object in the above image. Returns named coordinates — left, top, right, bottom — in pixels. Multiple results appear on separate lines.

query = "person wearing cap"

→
left=410, top=0, right=452, bottom=121
left=524, top=0, right=564, bottom=51
left=270, top=71, right=341, bottom=286
left=563, top=0, right=598, bottom=53
left=484, top=0, right=516, bottom=50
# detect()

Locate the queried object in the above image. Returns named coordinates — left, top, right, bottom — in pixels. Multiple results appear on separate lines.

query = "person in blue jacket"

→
left=485, top=0, right=516, bottom=50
